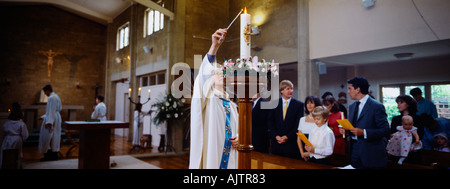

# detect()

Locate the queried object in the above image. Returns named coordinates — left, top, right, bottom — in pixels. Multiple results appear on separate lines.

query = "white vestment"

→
left=91, top=102, right=107, bottom=121
left=132, top=110, right=145, bottom=146
left=38, top=92, right=62, bottom=154
left=189, top=55, right=239, bottom=169
left=0, top=120, right=29, bottom=168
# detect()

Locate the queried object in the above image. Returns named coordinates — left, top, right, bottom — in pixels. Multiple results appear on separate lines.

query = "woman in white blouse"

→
left=297, top=96, right=322, bottom=161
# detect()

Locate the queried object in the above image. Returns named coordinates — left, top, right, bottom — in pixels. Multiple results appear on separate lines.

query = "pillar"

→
left=297, top=0, right=319, bottom=100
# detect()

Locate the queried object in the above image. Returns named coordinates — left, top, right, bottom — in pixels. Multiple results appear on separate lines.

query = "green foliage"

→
left=151, top=90, right=187, bottom=125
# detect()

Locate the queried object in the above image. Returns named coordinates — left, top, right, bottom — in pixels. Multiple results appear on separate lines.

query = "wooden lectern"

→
left=228, top=74, right=266, bottom=169
left=64, top=121, right=128, bottom=169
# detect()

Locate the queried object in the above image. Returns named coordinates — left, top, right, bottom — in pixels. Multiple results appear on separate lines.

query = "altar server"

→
left=0, top=102, right=29, bottom=168
left=91, top=95, right=107, bottom=121
left=38, top=85, right=62, bottom=161
left=190, top=28, right=239, bottom=169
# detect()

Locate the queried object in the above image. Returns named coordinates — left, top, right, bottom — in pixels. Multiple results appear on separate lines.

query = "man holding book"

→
left=347, top=77, right=390, bottom=169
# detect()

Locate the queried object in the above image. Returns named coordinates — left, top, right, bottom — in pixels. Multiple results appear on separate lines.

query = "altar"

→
left=22, top=105, right=84, bottom=132
left=63, top=121, right=129, bottom=169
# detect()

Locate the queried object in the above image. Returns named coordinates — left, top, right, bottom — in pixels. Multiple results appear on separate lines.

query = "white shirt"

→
left=357, top=94, right=370, bottom=119
left=308, top=123, right=335, bottom=159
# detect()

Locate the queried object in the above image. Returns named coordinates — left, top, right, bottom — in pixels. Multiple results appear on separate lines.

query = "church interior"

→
left=0, top=0, right=449, bottom=170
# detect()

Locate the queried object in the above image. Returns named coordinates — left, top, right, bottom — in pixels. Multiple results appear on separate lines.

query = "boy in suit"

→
left=269, top=80, right=304, bottom=159
left=347, top=77, right=390, bottom=169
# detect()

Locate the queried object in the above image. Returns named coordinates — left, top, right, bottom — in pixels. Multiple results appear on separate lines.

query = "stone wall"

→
left=0, top=4, right=106, bottom=121
left=227, top=0, right=298, bottom=64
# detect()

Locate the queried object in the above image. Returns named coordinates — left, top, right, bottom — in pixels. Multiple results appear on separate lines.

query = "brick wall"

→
left=0, top=4, right=106, bottom=121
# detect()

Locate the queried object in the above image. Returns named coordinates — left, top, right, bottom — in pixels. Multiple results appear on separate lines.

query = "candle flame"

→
left=244, top=7, right=247, bottom=14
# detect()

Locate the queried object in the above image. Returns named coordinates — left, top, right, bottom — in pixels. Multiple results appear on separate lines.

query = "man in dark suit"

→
left=252, top=95, right=270, bottom=153
left=269, top=80, right=304, bottom=159
left=347, top=77, right=390, bottom=169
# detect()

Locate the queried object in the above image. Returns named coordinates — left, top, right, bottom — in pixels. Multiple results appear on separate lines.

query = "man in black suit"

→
left=347, top=77, right=390, bottom=169
left=269, top=80, right=304, bottom=159
left=252, top=94, right=270, bottom=153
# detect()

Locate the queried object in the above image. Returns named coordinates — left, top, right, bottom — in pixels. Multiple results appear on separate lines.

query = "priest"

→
left=38, top=85, right=62, bottom=161
left=189, top=28, right=239, bottom=169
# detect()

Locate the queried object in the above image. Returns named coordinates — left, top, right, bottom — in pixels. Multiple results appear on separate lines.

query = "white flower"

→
left=174, top=113, right=179, bottom=118
left=253, top=64, right=260, bottom=72
left=252, top=56, right=258, bottom=64
left=165, top=102, right=169, bottom=106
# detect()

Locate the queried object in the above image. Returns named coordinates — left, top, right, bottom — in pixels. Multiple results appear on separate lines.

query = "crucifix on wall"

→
left=39, top=49, right=63, bottom=77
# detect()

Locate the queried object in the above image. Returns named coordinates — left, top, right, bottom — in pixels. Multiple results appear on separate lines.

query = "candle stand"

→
left=128, top=94, right=151, bottom=153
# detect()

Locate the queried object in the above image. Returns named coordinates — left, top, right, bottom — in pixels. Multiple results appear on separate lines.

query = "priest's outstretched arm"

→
left=198, top=29, right=228, bottom=94
left=208, top=28, right=227, bottom=57
left=204, top=28, right=227, bottom=64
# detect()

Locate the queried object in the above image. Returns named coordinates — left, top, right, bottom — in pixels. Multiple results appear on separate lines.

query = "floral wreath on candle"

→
left=222, top=56, right=279, bottom=77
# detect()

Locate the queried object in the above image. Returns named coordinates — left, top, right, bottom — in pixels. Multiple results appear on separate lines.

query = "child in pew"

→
left=303, top=106, right=335, bottom=165
left=433, top=133, right=449, bottom=152
left=386, top=115, right=421, bottom=165
left=0, top=102, right=29, bottom=169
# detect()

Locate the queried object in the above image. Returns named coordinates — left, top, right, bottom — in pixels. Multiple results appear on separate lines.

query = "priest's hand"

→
left=230, top=136, right=239, bottom=148
left=208, top=28, right=227, bottom=55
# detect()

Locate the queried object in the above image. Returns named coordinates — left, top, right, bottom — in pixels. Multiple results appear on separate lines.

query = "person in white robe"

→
left=91, top=95, right=107, bottom=121
left=189, top=28, right=239, bottom=169
left=132, top=103, right=151, bottom=147
left=0, top=102, right=29, bottom=169
left=38, top=85, right=62, bottom=161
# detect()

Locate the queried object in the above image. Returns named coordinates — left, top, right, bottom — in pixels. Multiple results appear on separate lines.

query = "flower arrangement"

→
left=152, top=90, right=187, bottom=125
left=222, top=56, right=279, bottom=76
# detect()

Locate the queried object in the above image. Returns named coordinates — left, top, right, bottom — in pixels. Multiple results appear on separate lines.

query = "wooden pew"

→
left=250, top=150, right=442, bottom=169
left=1, top=149, right=18, bottom=169
left=250, top=151, right=333, bottom=169
left=420, top=149, right=450, bottom=169
left=329, top=153, right=433, bottom=169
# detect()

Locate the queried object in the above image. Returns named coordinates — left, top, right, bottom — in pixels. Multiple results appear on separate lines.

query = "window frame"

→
left=116, top=22, right=130, bottom=51
left=380, top=81, right=450, bottom=119
left=144, top=7, right=165, bottom=38
left=140, top=71, right=167, bottom=87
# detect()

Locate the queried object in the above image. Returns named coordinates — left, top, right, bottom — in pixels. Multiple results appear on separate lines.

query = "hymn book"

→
left=336, top=119, right=354, bottom=130
left=296, top=132, right=313, bottom=147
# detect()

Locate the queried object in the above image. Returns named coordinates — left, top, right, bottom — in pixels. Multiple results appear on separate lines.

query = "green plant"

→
left=152, top=90, right=187, bottom=125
